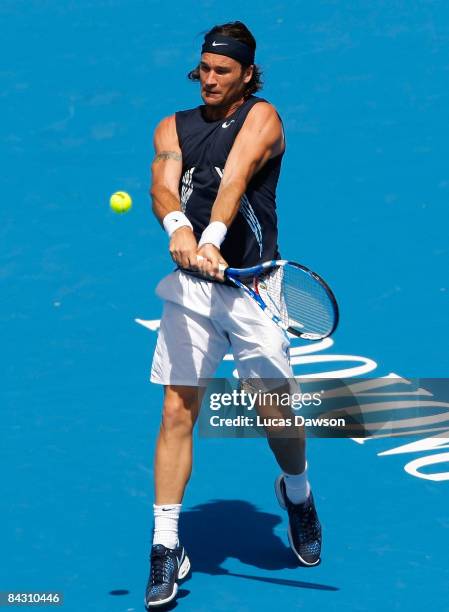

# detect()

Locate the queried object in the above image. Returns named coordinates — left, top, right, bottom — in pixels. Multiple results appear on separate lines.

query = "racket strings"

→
left=257, top=267, right=289, bottom=325
left=257, top=264, right=336, bottom=337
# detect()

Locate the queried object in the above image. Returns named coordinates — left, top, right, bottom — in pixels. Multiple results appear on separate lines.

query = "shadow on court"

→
left=181, top=500, right=339, bottom=591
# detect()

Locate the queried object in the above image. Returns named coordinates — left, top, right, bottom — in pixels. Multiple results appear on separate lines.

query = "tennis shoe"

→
left=275, top=474, right=322, bottom=566
left=144, top=543, right=190, bottom=608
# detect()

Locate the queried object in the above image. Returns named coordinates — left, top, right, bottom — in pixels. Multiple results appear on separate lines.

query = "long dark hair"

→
left=188, top=21, right=263, bottom=98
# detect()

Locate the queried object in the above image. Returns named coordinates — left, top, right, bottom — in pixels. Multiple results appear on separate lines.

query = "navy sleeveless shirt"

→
left=175, top=95, right=283, bottom=269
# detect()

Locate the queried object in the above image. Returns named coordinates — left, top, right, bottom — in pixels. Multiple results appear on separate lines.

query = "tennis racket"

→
left=197, top=257, right=339, bottom=340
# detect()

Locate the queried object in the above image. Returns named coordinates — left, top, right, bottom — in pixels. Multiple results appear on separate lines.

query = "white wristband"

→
left=198, top=221, right=228, bottom=249
left=163, top=211, right=193, bottom=238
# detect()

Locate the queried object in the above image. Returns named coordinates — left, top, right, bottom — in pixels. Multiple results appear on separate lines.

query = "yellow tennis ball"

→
left=110, top=191, right=132, bottom=213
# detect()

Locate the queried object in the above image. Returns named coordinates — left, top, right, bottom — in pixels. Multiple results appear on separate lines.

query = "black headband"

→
left=201, top=33, right=255, bottom=65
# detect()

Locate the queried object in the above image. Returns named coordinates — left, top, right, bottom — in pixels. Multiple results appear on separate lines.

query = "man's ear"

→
left=243, top=65, right=254, bottom=84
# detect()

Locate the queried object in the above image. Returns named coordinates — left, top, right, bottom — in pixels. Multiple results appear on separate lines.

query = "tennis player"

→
left=145, top=21, right=322, bottom=608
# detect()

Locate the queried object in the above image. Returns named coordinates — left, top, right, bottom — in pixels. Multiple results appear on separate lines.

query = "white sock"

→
left=284, top=463, right=311, bottom=505
left=153, top=503, right=181, bottom=549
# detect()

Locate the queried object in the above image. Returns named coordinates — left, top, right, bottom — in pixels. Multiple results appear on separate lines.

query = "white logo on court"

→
left=212, top=41, right=228, bottom=46
left=222, top=119, right=235, bottom=128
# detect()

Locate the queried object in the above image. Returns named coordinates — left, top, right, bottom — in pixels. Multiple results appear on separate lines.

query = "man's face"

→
left=199, top=53, right=253, bottom=107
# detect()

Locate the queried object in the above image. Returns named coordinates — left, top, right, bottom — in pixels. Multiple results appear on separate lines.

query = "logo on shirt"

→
left=222, top=119, right=235, bottom=129
left=212, top=41, right=228, bottom=47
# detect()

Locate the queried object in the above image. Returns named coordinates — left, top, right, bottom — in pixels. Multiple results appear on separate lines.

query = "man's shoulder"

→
left=154, top=114, right=176, bottom=136
left=155, top=107, right=200, bottom=129
left=247, top=97, right=281, bottom=120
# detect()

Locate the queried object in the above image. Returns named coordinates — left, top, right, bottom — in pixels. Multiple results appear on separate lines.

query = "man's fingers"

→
left=172, top=250, right=190, bottom=269
left=196, top=249, right=227, bottom=280
left=195, top=254, right=216, bottom=278
left=175, top=252, right=186, bottom=268
left=169, top=232, right=199, bottom=269
left=205, top=256, right=219, bottom=278
left=186, top=253, right=200, bottom=269
left=169, top=249, right=180, bottom=265
left=198, top=257, right=213, bottom=277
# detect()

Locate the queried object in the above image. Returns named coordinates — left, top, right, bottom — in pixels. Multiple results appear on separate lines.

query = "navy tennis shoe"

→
left=145, top=543, right=190, bottom=608
left=275, top=475, right=322, bottom=566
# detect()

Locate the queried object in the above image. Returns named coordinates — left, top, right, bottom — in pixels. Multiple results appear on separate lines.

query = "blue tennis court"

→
left=2, top=1, right=449, bottom=610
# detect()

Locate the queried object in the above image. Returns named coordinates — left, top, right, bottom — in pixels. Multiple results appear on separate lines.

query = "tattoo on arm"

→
left=153, top=151, right=182, bottom=163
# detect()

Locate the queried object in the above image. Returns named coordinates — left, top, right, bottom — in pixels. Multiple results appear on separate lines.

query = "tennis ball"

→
left=110, top=191, right=132, bottom=213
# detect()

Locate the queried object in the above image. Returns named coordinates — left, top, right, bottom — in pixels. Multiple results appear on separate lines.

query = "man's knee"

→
left=161, top=387, right=199, bottom=433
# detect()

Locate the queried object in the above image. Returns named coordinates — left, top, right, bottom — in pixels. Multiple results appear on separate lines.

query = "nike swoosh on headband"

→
left=212, top=41, right=228, bottom=46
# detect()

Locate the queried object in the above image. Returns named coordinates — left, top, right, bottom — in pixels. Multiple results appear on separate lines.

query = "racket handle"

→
left=196, top=255, right=227, bottom=272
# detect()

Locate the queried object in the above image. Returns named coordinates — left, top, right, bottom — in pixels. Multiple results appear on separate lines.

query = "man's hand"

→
left=197, top=244, right=228, bottom=281
left=169, top=226, right=198, bottom=269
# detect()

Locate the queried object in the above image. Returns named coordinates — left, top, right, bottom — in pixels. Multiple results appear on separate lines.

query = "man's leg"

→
left=155, top=384, right=201, bottom=505
left=243, top=383, right=322, bottom=566
left=153, top=385, right=201, bottom=547
left=145, top=385, right=201, bottom=608
left=224, top=286, right=322, bottom=566
left=254, top=387, right=306, bottom=474
left=251, top=389, right=320, bottom=564
left=255, top=390, right=310, bottom=500
left=146, top=281, right=229, bottom=607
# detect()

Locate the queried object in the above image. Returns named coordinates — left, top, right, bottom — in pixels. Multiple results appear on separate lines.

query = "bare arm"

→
left=197, top=102, right=284, bottom=277
left=211, top=102, right=284, bottom=226
left=150, top=115, right=198, bottom=268
left=150, top=115, right=183, bottom=222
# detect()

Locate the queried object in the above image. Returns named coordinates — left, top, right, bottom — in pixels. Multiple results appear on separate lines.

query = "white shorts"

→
left=150, top=270, right=294, bottom=386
